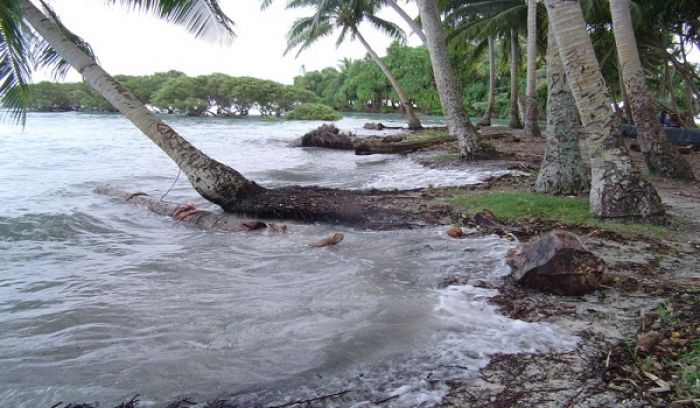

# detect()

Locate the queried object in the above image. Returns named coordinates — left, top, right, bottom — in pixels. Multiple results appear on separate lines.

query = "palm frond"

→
left=365, top=15, right=405, bottom=43
left=0, top=0, right=31, bottom=125
left=31, top=0, right=96, bottom=80
left=106, top=0, right=236, bottom=44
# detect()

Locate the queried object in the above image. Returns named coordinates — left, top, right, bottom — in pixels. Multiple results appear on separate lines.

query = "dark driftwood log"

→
left=354, top=138, right=456, bottom=155
left=95, top=186, right=277, bottom=233
left=506, top=229, right=605, bottom=295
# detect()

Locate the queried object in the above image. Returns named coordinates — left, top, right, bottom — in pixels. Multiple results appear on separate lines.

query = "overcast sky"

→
left=35, top=0, right=423, bottom=85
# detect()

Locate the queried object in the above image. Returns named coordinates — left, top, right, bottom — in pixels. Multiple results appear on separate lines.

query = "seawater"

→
left=0, top=112, right=577, bottom=407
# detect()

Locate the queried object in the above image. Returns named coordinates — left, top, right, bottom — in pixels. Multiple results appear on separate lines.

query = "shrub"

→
left=286, top=103, right=342, bottom=121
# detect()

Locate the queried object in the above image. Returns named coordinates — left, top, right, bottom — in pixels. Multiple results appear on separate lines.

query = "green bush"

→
left=285, top=103, right=342, bottom=121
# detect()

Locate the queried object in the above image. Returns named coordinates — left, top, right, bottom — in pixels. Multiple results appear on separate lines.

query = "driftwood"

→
left=506, top=229, right=605, bottom=295
left=355, top=138, right=456, bottom=155
left=308, top=232, right=344, bottom=247
left=95, top=186, right=283, bottom=233
left=363, top=122, right=403, bottom=130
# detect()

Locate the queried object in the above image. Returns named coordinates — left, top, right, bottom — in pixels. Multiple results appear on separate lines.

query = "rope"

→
left=160, top=168, right=182, bottom=201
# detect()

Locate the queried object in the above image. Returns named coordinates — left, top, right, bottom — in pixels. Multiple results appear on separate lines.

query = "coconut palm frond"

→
left=32, top=0, right=96, bottom=80
left=107, top=0, right=236, bottom=45
left=0, top=0, right=31, bottom=125
left=365, top=15, right=405, bottom=43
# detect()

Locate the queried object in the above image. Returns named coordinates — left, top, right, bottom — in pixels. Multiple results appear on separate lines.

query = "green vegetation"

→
left=676, top=336, right=700, bottom=399
left=293, top=42, right=547, bottom=118
left=285, top=103, right=342, bottom=121
left=26, top=72, right=319, bottom=117
left=449, top=191, right=672, bottom=237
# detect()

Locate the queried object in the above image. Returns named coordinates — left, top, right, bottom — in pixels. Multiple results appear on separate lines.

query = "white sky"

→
left=35, top=0, right=423, bottom=85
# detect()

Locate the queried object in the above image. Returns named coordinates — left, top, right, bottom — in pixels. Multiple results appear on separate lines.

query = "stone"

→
left=506, top=229, right=605, bottom=295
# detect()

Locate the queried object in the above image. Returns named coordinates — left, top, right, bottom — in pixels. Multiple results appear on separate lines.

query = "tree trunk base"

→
left=222, top=186, right=452, bottom=229
left=591, top=170, right=665, bottom=219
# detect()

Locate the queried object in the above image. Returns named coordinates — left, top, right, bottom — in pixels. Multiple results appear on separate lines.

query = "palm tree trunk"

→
left=416, top=0, right=480, bottom=159
left=478, top=36, right=495, bottom=126
left=523, top=0, right=541, bottom=137
left=386, top=0, right=427, bottom=46
left=609, top=0, right=694, bottom=180
left=20, top=0, right=263, bottom=208
left=618, top=69, right=634, bottom=124
left=535, top=22, right=589, bottom=195
left=544, top=0, right=663, bottom=218
left=509, top=29, right=523, bottom=129
left=354, top=28, right=422, bottom=129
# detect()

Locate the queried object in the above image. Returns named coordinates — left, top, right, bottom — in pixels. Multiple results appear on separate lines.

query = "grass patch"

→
left=675, top=336, right=700, bottom=399
left=449, top=191, right=671, bottom=238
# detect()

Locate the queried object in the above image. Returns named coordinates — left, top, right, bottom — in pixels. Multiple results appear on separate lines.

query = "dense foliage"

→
left=26, top=71, right=321, bottom=117
left=293, top=42, right=546, bottom=119
left=285, top=103, right=342, bottom=120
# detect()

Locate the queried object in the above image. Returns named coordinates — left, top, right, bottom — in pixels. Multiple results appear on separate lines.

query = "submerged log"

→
left=96, top=186, right=278, bottom=233
left=506, top=230, right=605, bottom=295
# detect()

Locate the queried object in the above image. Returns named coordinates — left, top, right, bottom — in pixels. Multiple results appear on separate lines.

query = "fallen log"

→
left=95, top=186, right=281, bottom=233
left=363, top=122, right=403, bottom=130
left=355, top=137, right=456, bottom=155
left=506, top=229, right=605, bottom=295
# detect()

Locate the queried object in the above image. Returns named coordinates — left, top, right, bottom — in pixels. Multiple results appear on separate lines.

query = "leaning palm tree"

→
left=381, top=0, right=427, bottom=45
left=3, top=0, right=430, bottom=227
left=285, top=0, right=422, bottom=129
left=3, top=0, right=262, bottom=208
left=544, top=0, right=663, bottom=218
left=609, top=0, right=694, bottom=180
left=416, top=0, right=481, bottom=158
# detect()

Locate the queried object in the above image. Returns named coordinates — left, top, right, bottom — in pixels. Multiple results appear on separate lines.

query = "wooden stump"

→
left=506, top=229, right=605, bottom=295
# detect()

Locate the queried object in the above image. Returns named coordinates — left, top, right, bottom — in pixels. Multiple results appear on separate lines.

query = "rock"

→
left=506, top=229, right=605, bottom=295
left=447, top=226, right=464, bottom=238
left=300, top=124, right=354, bottom=150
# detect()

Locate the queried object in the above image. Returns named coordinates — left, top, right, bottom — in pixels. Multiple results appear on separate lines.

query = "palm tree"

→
left=416, top=0, right=481, bottom=158
left=285, top=0, right=422, bottom=129
left=609, top=0, right=694, bottom=180
left=535, top=20, right=588, bottom=195
left=544, top=0, right=663, bottom=218
left=443, top=0, right=528, bottom=128
left=382, top=0, right=427, bottom=45
left=478, top=35, right=496, bottom=126
left=3, top=0, right=263, bottom=208
left=523, top=0, right=541, bottom=137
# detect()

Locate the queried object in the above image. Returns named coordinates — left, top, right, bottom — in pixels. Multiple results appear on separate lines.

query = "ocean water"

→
left=0, top=112, right=577, bottom=407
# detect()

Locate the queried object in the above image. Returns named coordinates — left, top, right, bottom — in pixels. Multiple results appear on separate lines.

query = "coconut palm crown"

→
left=0, top=0, right=234, bottom=125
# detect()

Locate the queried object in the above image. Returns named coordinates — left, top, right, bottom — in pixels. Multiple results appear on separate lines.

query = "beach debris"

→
left=447, top=226, right=464, bottom=238
left=506, top=229, right=605, bottom=295
left=308, top=232, right=344, bottom=247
